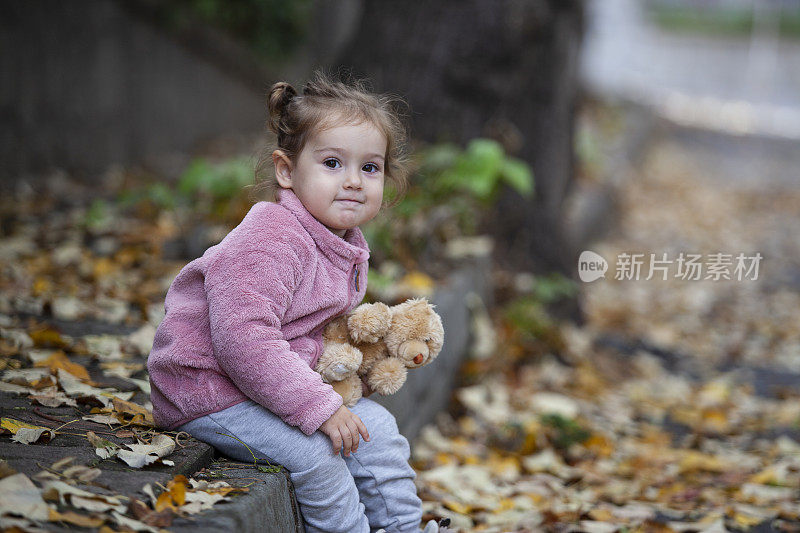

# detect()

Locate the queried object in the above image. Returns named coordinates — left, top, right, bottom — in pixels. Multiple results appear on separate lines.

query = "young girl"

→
left=147, top=71, right=445, bottom=533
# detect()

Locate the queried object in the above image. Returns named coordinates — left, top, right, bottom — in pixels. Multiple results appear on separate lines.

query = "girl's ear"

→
left=272, top=150, right=293, bottom=189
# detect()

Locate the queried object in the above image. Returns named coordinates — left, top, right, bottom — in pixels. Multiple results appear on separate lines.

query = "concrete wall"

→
left=0, top=0, right=266, bottom=183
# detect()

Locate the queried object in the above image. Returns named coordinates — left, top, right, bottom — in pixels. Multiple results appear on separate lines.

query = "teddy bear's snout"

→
left=400, top=340, right=429, bottom=367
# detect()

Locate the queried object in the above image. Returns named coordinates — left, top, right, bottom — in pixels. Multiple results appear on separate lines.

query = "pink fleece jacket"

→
left=147, top=189, right=369, bottom=435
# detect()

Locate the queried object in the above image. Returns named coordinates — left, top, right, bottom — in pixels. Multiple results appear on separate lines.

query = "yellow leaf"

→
left=28, top=326, right=70, bottom=349
left=701, top=408, right=729, bottom=432
left=155, top=490, right=175, bottom=513
left=493, top=497, right=516, bottom=513
left=168, top=475, right=188, bottom=507
left=93, top=257, right=117, bottom=279
left=584, top=433, right=614, bottom=457
left=399, top=271, right=435, bottom=296
left=32, top=277, right=52, bottom=297
left=434, top=452, right=457, bottom=466
left=34, top=350, right=90, bottom=381
left=678, top=451, right=727, bottom=473
left=443, top=499, right=473, bottom=514
left=731, top=511, right=763, bottom=528
left=1, top=417, right=49, bottom=435
left=487, top=454, right=520, bottom=480
left=749, top=467, right=777, bottom=485
left=588, top=508, right=614, bottom=521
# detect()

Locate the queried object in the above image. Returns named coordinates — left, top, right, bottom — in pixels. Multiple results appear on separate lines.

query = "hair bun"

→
left=267, top=81, right=297, bottom=134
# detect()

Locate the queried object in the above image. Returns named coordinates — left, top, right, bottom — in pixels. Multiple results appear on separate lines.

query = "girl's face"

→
left=273, top=121, right=387, bottom=237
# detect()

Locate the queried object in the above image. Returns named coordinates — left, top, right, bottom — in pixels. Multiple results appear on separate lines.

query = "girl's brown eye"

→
left=324, top=159, right=340, bottom=169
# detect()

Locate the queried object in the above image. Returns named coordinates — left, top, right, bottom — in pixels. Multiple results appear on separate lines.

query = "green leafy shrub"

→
left=363, top=138, right=534, bottom=267
left=540, top=413, right=591, bottom=450
left=116, top=156, right=255, bottom=225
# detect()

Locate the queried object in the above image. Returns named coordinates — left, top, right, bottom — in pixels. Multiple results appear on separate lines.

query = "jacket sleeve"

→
left=204, top=242, right=342, bottom=435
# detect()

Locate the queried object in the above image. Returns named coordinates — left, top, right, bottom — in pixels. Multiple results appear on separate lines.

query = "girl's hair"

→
left=253, top=69, right=411, bottom=205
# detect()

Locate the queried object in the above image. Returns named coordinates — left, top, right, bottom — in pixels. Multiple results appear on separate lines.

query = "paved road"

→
left=581, top=0, right=800, bottom=140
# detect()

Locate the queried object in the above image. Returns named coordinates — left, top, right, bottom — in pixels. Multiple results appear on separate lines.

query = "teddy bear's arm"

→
left=331, top=374, right=363, bottom=408
left=347, top=302, right=391, bottom=344
left=366, top=358, right=408, bottom=396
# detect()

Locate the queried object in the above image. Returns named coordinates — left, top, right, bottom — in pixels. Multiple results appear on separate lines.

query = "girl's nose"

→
left=344, top=169, right=362, bottom=188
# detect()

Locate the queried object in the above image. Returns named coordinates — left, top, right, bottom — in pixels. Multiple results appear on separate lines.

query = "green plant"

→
left=363, top=138, right=534, bottom=265
left=116, top=156, right=255, bottom=224
left=177, top=157, right=253, bottom=201
left=502, top=273, right=577, bottom=340
left=423, top=139, right=534, bottom=204
left=83, top=199, right=113, bottom=232
left=540, top=413, right=591, bottom=450
left=215, top=431, right=281, bottom=473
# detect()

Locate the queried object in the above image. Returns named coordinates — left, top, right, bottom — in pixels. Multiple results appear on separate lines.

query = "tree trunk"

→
left=319, top=0, right=585, bottom=274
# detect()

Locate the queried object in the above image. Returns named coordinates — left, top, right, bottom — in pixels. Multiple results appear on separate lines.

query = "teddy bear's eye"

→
left=424, top=338, right=430, bottom=343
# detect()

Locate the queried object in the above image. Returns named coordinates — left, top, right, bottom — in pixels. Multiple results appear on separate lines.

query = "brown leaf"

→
left=130, top=499, right=175, bottom=527
left=28, top=326, right=70, bottom=349
left=34, top=350, right=90, bottom=381
left=111, top=397, right=155, bottom=427
left=48, top=508, right=105, bottom=528
left=0, top=459, right=18, bottom=480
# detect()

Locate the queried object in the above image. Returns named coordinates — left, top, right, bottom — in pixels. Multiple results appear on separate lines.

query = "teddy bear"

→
left=314, top=298, right=444, bottom=407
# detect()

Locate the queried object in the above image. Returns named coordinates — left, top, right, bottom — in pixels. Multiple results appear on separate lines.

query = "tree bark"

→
left=320, top=0, right=585, bottom=274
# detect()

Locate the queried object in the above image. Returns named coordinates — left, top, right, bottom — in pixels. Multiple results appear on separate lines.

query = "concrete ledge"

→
left=170, top=459, right=304, bottom=533
left=375, top=255, right=492, bottom=441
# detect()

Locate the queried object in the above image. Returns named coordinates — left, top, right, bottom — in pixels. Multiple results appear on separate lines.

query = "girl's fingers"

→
left=330, top=429, right=343, bottom=455
left=354, top=415, right=370, bottom=442
left=346, top=420, right=360, bottom=453
left=341, top=426, right=354, bottom=456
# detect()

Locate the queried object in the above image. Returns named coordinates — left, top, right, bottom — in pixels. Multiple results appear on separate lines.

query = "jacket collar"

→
left=277, top=189, right=370, bottom=270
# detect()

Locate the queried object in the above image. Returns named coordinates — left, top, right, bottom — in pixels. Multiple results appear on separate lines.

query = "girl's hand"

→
left=319, top=405, right=370, bottom=457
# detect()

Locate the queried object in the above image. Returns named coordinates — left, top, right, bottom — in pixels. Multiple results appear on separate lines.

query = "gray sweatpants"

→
left=179, top=398, right=423, bottom=533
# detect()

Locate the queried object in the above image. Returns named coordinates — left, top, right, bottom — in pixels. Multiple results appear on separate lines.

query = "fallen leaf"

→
left=33, top=350, right=90, bottom=380
left=0, top=459, right=17, bottom=480
left=30, top=387, right=78, bottom=408
left=82, top=414, right=122, bottom=425
left=41, top=480, right=126, bottom=513
left=1, top=418, right=53, bottom=444
left=128, top=498, right=174, bottom=527
left=111, top=510, right=162, bottom=533
left=0, top=473, right=51, bottom=521
left=51, top=457, right=75, bottom=470
left=28, top=326, right=70, bottom=349
left=116, top=434, right=175, bottom=468
left=86, top=431, right=121, bottom=460
left=48, top=508, right=105, bottom=528
left=0, top=515, right=50, bottom=532
left=61, top=464, right=102, bottom=483
left=0, top=381, right=34, bottom=394
left=56, top=368, right=115, bottom=407
left=112, top=397, right=155, bottom=427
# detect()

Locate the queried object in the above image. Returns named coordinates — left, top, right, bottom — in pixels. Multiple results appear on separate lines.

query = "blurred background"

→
left=2, top=1, right=800, bottom=531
